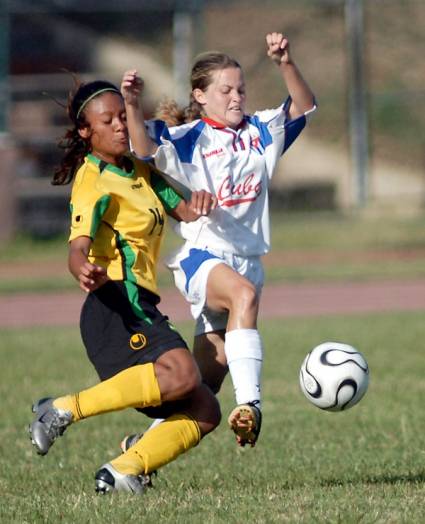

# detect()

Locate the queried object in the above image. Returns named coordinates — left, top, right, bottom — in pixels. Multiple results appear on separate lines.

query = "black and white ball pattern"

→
left=299, top=342, right=369, bottom=411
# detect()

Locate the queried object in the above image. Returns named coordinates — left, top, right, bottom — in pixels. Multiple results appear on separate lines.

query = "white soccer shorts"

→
left=165, top=241, right=264, bottom=335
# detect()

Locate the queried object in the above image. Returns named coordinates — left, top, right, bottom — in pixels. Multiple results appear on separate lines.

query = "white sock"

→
left=224, top=328, right=263, bottom=408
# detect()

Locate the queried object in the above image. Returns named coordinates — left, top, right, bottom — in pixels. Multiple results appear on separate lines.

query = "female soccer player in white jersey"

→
left=121, top=32, right=316, bottom=447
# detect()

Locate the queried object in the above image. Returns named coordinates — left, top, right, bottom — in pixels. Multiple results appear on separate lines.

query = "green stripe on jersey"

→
left=115, top=231, right=152, bottom=324
left=87, top=153, right=135, bottom=178
left=150, top=169, right=182, bottom=213
left=90, top=195, right=111, bottom=239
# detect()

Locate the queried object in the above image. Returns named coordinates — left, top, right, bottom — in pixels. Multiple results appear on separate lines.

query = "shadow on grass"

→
left=320, top=472, right=425, bottom=487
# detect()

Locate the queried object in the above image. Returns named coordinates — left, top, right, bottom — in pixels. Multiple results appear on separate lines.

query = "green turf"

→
left=264, top=255, right=425, bottom=283
left=269, top=211, right=425, bottom=251
left=2, top=311, right=425, bottom=522
left=0, top=234, right=68, bottom=263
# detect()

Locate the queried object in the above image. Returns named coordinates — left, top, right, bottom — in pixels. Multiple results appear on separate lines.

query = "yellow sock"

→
left=110, top=414, right=201, bottom=476
left=53, top=363, right=161, bottom=421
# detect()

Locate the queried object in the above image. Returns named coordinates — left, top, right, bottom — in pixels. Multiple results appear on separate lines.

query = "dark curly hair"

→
left=52, top=80, right=121, bottom=185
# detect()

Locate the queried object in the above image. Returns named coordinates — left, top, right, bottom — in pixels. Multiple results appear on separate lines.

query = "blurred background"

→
left=0, top=0, right=424, bottom=241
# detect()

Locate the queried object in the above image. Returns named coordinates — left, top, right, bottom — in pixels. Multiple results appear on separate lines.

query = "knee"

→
left=175, top=365, right=202, bottom=397
left=154, top=352, right=202, bottom=401
left=230, top=280, right=258, bottom=313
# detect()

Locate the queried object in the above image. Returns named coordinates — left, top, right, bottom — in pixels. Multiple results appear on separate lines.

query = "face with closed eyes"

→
left=78, top=92, right=129, bottom=166
left=193, top=67, right=246, bottom=129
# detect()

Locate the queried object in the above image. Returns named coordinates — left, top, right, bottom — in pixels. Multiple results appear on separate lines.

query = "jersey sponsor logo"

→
left=202, top=147, right=224, bottom=159
left=129, top=333, right=147, bottom=351
left=217, top=173, right=262, bottom=207
left=131, top=182, right=143, bottom=189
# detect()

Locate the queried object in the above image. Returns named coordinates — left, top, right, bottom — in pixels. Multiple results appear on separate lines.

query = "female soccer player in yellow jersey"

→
left=28, top=80, right=220, bottom=494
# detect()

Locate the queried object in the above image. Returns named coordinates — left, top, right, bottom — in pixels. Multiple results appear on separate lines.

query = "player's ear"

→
left=192, top=88, right=206, bottom=105
left=78, top=125, right=91, bottom=139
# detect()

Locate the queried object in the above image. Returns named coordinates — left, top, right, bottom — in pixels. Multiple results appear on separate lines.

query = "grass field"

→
left=2, top=312, right=425, bottom=523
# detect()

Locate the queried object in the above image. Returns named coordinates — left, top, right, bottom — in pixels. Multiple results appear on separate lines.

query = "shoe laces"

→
left=40, top=408, right=70, bottom=440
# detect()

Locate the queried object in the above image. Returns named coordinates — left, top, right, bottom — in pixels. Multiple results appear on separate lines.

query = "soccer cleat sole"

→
left=228, top=403, right=262, bottom=447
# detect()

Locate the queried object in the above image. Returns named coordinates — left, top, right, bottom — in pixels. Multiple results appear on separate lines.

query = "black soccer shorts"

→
left=80, top=280, right=188, bottom=381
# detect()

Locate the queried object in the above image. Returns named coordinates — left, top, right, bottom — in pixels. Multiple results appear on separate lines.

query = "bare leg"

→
left=193, top=330, right=227, bottom=394
left=205, top=264, right=259, bottom=330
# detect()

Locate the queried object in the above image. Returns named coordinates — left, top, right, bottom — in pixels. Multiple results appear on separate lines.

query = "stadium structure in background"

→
left=0, top=0, right=424, bottom=240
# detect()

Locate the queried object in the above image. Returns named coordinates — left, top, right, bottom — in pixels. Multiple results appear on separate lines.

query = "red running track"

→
left=1, top=279, right=425, bottom=328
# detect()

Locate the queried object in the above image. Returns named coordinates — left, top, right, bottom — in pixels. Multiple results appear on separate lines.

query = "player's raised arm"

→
left=266, top=32, right=315, bottom=119
left=121, top=69, right=158, bottom=158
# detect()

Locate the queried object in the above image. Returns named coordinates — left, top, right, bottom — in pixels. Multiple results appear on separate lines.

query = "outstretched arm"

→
left=266, top=32, right=315, bottom=119
left=121, top=69, right=158, bottom=158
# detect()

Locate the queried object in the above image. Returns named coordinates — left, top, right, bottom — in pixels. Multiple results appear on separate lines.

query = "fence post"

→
left=345, top=0, right=369, bottom=208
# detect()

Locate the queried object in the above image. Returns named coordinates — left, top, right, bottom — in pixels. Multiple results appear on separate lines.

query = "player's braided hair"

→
left=52, top=80, right=121, bottom=185
left=155, top=52, right=241, bottom=126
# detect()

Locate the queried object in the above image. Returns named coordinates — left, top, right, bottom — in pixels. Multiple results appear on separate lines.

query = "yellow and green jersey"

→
left=69, top=153, right=182, bottom=297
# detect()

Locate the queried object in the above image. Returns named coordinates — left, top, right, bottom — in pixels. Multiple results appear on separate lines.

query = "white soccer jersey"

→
left=146, top=98, right=315, bottom=256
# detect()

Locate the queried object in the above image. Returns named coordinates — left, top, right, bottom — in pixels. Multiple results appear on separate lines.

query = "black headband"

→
left=72, top=81, right=121, bottom=120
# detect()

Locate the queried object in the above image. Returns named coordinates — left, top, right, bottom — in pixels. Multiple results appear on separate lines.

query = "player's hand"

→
left=121, top=70, right=144, bottom=106
left=189, top=190, right=218, bottom=218
left=78, top=262, right=109, bottom=293
left=266, top=32, right=291, bottom=65
left=172, top=190, right=217, bottom=223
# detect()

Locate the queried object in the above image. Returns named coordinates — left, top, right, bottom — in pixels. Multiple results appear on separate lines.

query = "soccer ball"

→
left=299, top=342, right=369, bottom=412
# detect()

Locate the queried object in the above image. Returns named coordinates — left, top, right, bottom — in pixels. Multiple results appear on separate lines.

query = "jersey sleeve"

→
left=69, top=173, right=111, bottom=242
left=149, top=166, right=182, bottom=214
left=143, top=119, right=197, bottom=200
left=250, top=97, right=317, bottom=179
